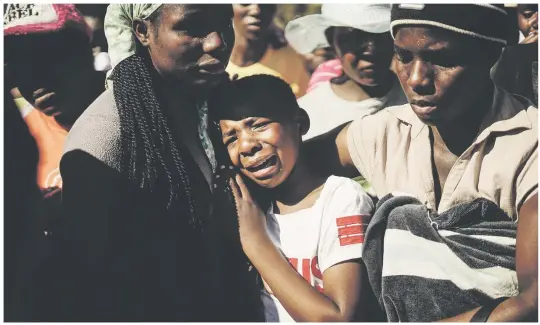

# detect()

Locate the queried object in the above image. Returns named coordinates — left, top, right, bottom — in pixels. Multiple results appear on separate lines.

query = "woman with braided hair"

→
left=57, top=4, right=263, bottom=321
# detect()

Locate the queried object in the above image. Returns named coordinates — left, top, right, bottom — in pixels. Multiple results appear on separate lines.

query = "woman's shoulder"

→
left=64, top=89, right=122, bottom=171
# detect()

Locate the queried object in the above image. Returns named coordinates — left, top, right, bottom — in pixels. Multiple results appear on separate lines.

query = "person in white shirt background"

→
left=285, top=4, right=407, bottom=141
left=210, top=74, right=377, bottom=322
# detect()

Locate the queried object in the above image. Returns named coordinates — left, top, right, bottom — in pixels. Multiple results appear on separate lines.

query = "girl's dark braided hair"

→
left=109, top=50, right=199, bottom=226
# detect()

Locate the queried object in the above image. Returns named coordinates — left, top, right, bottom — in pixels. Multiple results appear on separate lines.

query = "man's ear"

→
left=296, top=108, right=310, bottom=136
left=133, top=18, right=151, bottom=47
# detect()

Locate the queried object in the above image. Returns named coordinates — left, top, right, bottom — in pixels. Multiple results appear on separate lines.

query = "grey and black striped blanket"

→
left=362, top=194, right=518, bottom=322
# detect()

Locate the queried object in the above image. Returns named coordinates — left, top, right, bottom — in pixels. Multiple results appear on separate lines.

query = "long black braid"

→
left=110, top=54, right=199, bottom=226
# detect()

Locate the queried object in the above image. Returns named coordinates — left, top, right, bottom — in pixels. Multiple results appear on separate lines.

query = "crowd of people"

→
left=3, top=3, right=538, bottom=322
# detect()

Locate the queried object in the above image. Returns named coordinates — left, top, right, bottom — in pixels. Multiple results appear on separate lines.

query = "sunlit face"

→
left=517, top=4, right=538, bottom=38
left=329, top=27, right=394, bottom=86
left=220, top=114, right=301, bottom=189
left=393, top=26, right=494, bottom=126
left=232, top=4, right=276, bottom=40
left=144, top=4, right=234, bottom=88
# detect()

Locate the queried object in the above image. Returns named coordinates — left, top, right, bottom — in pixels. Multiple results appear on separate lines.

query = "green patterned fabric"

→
left=198, top=101, right=217, bottom=172
left=103, top=4, right=163, bottom=88
left=353, top=175, right=375, bottom=196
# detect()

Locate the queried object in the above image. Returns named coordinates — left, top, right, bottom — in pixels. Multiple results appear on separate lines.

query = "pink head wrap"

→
left=307, top=59, right=343, bottom=93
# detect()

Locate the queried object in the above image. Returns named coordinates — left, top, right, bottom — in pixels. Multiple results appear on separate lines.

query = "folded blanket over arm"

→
left=362, top=194, right=518, bottom=322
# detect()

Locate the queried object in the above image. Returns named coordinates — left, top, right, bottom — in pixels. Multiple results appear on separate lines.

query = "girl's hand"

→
left=521, top=31, right=538, bottom=44
left=229, top=174, right=270, bottom=253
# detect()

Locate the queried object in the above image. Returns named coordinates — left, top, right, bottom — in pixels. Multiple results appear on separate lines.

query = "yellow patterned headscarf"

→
left=103, top=4, right=162, bottom=88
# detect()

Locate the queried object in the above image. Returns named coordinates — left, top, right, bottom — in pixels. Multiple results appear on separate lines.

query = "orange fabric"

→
left=22, top=108, right=67, bottom=190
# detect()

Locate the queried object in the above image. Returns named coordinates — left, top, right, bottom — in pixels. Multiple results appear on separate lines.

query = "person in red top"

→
left=5, top=4, right=104, bottom=194
left=4, top=4, right=103, bottom=320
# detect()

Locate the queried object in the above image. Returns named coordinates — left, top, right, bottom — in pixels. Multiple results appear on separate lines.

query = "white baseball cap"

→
left=285, top=4, right=391, bottom=55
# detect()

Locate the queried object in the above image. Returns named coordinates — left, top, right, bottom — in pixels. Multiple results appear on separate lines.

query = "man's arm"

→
left=303, top=122, right=359, bottom=178
left=438, top=193, right=538, bottom=322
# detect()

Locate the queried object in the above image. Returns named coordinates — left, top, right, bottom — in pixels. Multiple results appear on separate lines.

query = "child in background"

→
left=284, top=4, right=406, bottom=141
left=209, top=74, right=375, bottom=322
left=492, top=4, right=538, bottom=106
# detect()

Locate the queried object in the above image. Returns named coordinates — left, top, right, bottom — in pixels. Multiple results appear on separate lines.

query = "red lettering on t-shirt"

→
left=311, top=256, right=323, bottom=279
left=336, top=215, right=363, bottom=227
left=271, top=256, right=323, bottom=295
left=339, top=236, right=363, bottom=246
left=337, top=225, right=363, bottom=236
left=289, top=257, right=298, bottom=270
left=336, top=215, right=369, bottom=246
left=302, top=258, right=311, bottom=283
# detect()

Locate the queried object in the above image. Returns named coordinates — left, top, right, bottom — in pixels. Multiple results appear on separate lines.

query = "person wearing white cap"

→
left=286, top=4, right=407, bottom=141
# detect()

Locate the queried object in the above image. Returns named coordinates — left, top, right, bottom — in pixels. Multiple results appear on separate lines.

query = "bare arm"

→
left=303, top=123, right=359, bottom=178
left=230, top=175, right=365, bottom=322
left=248, top=238, right=364, bottom=322
left=438, top=193, right=538, bottom=322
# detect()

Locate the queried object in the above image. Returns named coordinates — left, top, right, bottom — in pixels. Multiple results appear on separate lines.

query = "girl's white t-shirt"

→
left=261, top=176, right=374, bottom=322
